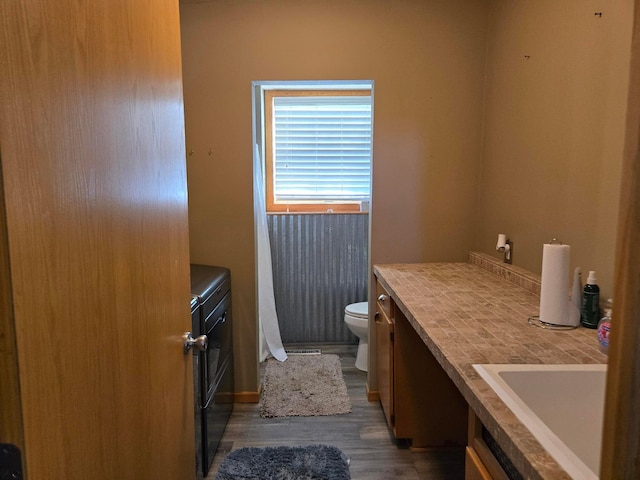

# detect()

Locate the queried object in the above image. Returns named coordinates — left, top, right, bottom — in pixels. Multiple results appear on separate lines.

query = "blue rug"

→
left=214, top=444, right=351, bottom=480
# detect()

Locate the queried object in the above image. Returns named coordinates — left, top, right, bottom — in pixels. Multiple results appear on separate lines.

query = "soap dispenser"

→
left=580, top=271, right=600, bottom=329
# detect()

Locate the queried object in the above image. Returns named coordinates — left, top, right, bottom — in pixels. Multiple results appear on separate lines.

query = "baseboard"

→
left=234, top=391, right=260, bottom=403
left=366, top=382, right=380, bottom=402
left=409, top=445, right=466, bottom=453
left=215, top=392, right=235, bottom=403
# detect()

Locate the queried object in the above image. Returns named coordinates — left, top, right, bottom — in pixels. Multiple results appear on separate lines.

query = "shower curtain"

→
left=254, top=146, right=287, bottom=362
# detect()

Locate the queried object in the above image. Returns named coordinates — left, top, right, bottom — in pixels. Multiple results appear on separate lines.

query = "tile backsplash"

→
left=469, top=251, right=542, bottom=296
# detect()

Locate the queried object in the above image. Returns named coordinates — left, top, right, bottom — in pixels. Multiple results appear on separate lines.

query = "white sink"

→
left=473, top=364, right=607, bottom=479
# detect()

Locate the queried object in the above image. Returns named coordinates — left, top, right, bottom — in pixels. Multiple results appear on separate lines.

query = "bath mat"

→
left=214, top=444, right=351, bottom=480
left=259, top=354, right=351, bottom=417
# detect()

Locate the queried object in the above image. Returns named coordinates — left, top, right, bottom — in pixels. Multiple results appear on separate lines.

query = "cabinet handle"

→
left=375, top=312, right=381, bottom=324
left=377, top=294, right=388, bottom=302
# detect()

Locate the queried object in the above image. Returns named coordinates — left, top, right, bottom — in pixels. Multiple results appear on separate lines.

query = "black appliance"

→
left=190, top=265, right=234, bottom=478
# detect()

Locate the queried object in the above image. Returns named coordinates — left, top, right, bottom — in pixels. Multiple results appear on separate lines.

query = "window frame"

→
left=264, top=89, right=372, bottom=214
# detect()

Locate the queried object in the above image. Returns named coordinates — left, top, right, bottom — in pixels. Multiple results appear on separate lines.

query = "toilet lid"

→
left=345, top=301, right=368, bottom=318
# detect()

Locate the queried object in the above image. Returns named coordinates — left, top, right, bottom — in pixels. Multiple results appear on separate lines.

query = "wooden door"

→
left=600, top=0, right=640, bottom=477
left=0, top=1, right=194, bottom=479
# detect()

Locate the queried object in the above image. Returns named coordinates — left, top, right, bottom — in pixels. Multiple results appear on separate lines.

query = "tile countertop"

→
left=373, top=252, right=607, bottom=480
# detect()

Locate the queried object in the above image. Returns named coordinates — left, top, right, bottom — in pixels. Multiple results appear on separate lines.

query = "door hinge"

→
left=0, top=444, right=23, bottom=479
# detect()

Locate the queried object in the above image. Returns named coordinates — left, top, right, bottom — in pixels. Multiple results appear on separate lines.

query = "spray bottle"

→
left=580, top=271, right=600, bottom=329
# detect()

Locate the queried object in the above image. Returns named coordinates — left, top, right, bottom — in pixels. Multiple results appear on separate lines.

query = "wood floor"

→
left=207, top=344, right=465, bottom=479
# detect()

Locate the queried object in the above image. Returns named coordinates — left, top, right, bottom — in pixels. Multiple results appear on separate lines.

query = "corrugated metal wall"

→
left=267, top=214, right=369, bottom=344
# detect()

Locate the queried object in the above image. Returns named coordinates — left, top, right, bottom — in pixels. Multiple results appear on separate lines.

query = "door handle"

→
left=183, top=332, right=208, bottom=354
left=377, top=294, right=388, bottom=302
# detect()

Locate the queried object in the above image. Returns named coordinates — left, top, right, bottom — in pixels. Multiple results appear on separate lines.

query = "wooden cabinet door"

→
left=0, top=1, right=194, bottom=479
left=465, top=447, right=494, bottom=480
left=375, top=304, right=394, bottom=428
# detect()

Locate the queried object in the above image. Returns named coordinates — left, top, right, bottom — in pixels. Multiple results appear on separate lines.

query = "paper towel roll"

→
left=539, top=243, right=579, bottom=326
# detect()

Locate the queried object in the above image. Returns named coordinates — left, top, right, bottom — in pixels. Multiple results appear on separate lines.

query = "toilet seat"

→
left=345, top=301, right=368, bottom=319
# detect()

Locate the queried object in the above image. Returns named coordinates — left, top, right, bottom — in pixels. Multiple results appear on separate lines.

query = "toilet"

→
left=344, top=301, right=369, bottom=372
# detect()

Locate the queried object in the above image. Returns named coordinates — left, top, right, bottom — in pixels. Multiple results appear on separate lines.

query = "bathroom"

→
left=2, top=0, right=638, bottom=478
left=0, top=0, right=638, bottom=478
left=181, top=0, right=629, bottom=399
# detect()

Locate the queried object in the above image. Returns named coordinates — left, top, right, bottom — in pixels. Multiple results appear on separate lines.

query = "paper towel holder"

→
left=496, top=233, right=513, bottom=264
left=526, top=238, right=580, bottom=330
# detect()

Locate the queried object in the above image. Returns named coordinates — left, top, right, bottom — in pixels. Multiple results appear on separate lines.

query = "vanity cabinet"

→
left=374, top=278, right=468, bottom=448
left=373, top=260, right=608, bottom=478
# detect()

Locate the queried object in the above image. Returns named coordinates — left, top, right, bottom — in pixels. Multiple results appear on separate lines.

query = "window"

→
left=264, top=89, right=372, bottom=213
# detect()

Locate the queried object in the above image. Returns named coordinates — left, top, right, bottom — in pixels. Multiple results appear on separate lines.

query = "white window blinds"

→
left=272, top=95, right=372, bottom=203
